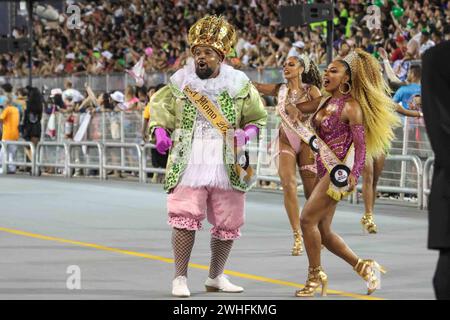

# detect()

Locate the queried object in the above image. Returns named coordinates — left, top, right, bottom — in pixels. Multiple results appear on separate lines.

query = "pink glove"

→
left=350, top=124, right=366, bottom=180
left=234, top=125, right=259, bottom=148
left=154, top=127, right=172, bottom=155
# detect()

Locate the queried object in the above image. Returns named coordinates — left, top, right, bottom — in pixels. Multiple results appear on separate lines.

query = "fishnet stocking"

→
left=209, top=237, right=233, bottom=279
left=172, top=228, right=196, bottom=278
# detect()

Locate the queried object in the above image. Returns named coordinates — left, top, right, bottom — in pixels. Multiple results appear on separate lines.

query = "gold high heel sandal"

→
left=295, top=266, right=328, bottom=297
left=361, top=213, right=377, bottom=234
left=353, top=259, right=387, bottom=295
left=292, top=230, right=303, bottom=256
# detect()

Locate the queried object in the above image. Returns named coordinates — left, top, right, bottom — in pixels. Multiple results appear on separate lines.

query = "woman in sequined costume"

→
left=253, top=55, right=322, bottom=256
left=360, top=48, right=424, bottom=234
left=361, top=101, right=423, bottom=234
left=288, top=49, right=400, bottom=297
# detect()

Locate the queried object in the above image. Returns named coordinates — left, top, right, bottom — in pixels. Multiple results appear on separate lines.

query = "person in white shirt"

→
left=407, top=30, right=435, bottom=59
left=62, top=80, right=84, bottom=104
left=288, top=41, right=305, bottom=58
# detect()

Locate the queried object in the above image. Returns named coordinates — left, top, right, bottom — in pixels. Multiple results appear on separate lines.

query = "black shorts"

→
left=22, top=122, right=41, bottom=140
left=151, top=148, right=168, bottom=168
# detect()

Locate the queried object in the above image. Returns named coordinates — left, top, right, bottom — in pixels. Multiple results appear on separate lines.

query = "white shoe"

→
left=172, top=276, right=190, bottom=297
left=205, top=274, right=244, bottom=293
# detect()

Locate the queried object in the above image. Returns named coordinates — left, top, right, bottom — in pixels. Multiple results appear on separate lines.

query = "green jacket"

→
left=149, top=81, right=267, bottom=193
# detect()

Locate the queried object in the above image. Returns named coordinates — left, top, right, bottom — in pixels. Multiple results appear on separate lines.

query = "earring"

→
left=339, top=82, right=351, bottom=95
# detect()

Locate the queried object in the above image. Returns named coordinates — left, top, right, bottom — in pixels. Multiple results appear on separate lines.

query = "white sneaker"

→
left=172, top=276, right=190, bottom=297
left=205, top=274, right=244, bottom=293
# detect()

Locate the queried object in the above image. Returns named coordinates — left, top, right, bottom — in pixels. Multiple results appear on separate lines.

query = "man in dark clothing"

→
left=422, top=41, right=450, bottom=300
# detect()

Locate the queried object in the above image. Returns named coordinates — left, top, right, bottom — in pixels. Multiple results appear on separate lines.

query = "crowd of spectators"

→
left=0, top=79, right=166, bottom=176
left=0, top=0, right=442, bottom=179
left=0, top=0, right=449, bottom=78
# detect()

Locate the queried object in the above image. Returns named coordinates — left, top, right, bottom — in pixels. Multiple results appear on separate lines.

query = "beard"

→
left=195, top=65, right=215, bottom=79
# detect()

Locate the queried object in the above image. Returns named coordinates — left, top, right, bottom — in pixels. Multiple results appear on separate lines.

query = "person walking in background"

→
left=360, top=50, right=423, bottom=234
left=359, top=101, right=423, bottom=234
left=422, top=40, right=450, bottom=300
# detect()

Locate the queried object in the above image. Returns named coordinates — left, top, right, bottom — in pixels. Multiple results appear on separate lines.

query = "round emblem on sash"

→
left=330, top=164, right=351, bottom=187
left=236, top=150, right=249, bottom=170
left=309, top=135, right=319, bottom=153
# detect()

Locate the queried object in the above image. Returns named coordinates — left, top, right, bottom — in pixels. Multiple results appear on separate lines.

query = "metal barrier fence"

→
left=67, top=141, right=104, bottom=180
left=35, top=141, right=68, bottom=174
left=0, top=141, right=36, bottom=176
left=2, top=138, right=432, bottom=210
left=2, top=107, right=434, bottom=209
left=142, top=143, right=167, bottom=184
left=350, top=155, right=424, bottom=209
left=102, top=142, right=143, bottom=183
left=423, top=157, right=434, bottom=209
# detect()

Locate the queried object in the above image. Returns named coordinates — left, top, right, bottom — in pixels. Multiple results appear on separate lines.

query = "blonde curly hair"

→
left=340, top=49, right=401, bottom=159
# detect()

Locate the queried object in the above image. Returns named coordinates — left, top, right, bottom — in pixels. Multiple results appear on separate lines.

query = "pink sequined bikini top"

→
left=312, top=95, right=353, bottom=160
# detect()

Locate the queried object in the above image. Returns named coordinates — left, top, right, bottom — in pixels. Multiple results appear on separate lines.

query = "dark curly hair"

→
left=296, top=56, right=322, bottom=89
left=27, top=87, right=44, bottom=115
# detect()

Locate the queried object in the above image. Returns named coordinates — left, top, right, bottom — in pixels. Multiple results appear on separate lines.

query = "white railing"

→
left=35, top=141, right=69, bottom=175
left=2, top=102, right=434, bottom=209
left=1, top=138, right=433, bottom=209
left=350, top=154, right=424, bottom=209
left=67, top=141, right=104, bottom=180
left=1, top=141, right=36, bottom=176
left=423, top=156, right=434, bottom=209
left=141, top=143, right=167, bottom=184
left=102, top=142, right=143, bottom=183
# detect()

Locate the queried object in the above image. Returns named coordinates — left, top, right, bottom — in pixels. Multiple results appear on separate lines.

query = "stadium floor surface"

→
left=0, top=175, right=436, bottom=300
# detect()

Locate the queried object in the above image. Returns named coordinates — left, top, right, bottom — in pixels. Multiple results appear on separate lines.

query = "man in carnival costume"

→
left=149, top=15, right=267, bottom=297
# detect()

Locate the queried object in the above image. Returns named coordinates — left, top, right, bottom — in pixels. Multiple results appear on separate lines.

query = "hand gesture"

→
left=155, top=127, right=172, bottom=155
left=285, top=103, right=302, bottom=125
left=347, top=173, right=357, bottom=192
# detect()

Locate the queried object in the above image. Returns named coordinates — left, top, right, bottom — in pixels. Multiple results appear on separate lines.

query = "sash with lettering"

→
left=183, top=85, right=254, bottom=184
left=279, top=86, right=355, bottom=201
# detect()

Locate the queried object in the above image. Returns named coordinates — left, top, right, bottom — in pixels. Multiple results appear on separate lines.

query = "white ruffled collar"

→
left=170, top=60, right=249, bottom=98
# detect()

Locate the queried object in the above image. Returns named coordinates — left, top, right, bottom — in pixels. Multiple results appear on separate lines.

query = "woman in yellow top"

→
left=0, top=94, right=20, bottom=174
left=0, top=102, right=20, bottom=141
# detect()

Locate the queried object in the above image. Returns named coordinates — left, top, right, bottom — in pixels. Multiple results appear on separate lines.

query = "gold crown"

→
left=188, top=15, right=237, bottom=58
